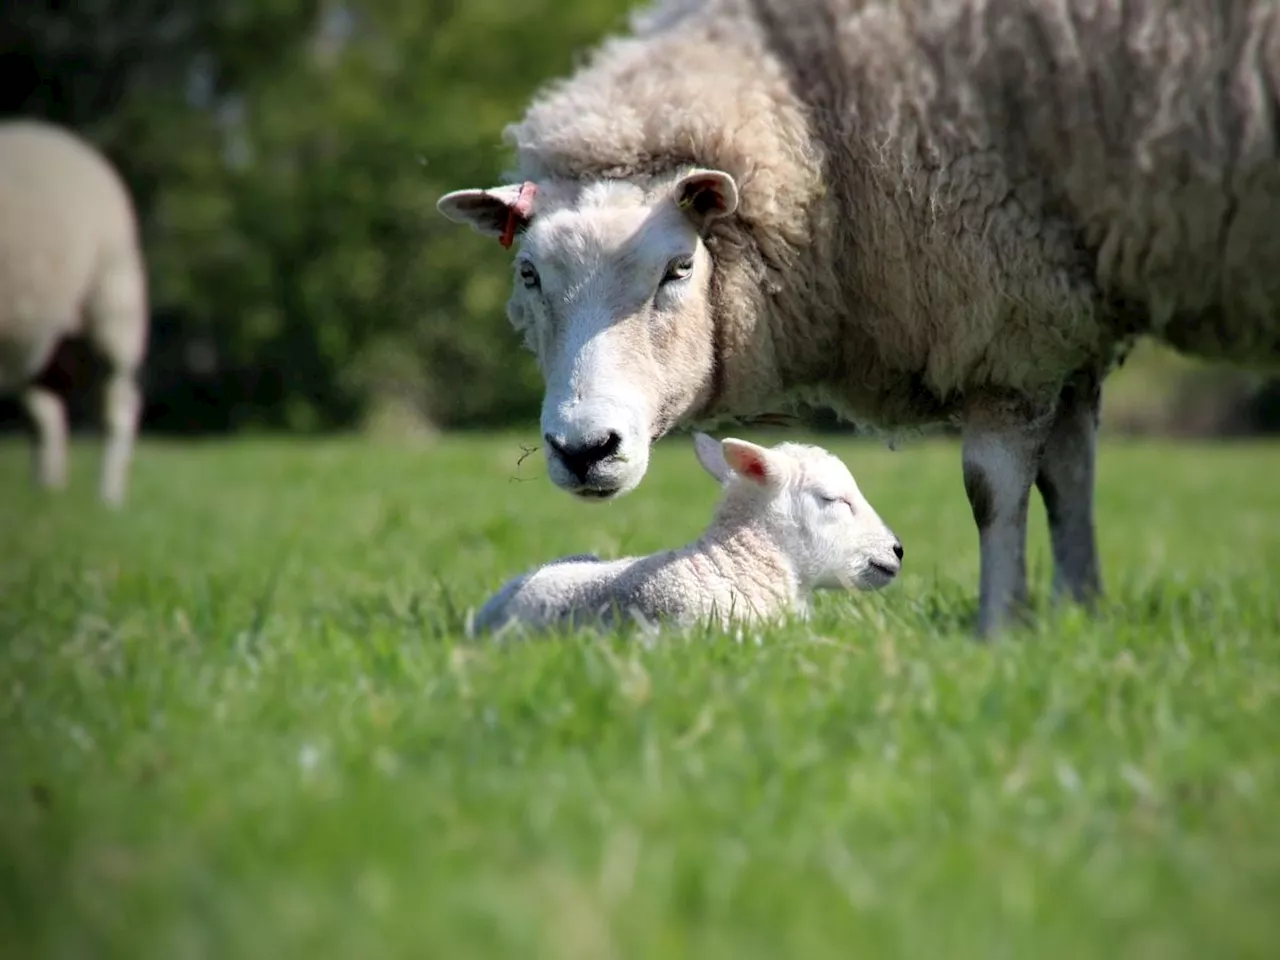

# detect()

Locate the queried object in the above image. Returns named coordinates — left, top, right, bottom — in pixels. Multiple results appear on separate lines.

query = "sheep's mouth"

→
left=572, top=485, right=621, bottom=500
left=868, top=560, right=899, bottom=580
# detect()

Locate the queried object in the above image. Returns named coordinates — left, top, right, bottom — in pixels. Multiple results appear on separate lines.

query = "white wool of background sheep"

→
left=438, top=0, right=1280, bottom=637
left=469, top=433, right=903, bottom=638
left=0, top=118, right=148, bottom=506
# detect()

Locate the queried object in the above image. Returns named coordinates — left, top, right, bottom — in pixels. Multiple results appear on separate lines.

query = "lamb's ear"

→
left=692, top=432, right=732, bottom=483
left=436, top=182, right=538, bottom=248
left=720, top=438, right=786, bottom=488
left=673, top=168, right=739, bottom=229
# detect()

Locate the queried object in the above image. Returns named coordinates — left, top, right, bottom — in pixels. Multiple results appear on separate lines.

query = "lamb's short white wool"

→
left=470, top=433, right=903, bottom=637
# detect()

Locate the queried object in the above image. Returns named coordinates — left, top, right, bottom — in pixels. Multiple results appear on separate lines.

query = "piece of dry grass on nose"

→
left=469, top=432, right=903, bottom=638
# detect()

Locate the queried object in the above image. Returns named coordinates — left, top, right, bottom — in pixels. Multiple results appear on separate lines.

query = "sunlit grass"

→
left=1, top=431, right=1277, bottom=959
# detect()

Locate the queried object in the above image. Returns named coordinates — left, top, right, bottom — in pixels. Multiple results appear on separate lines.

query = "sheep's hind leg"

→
left=100, top=369, right=142, bottom=507
left=1035, top=370, right=1102, bottom=608
left=86, top=251, right=148, bottom=507
left=961, top=390, right=1054, bottom=638
left=21, top=385, right=69, bottom=490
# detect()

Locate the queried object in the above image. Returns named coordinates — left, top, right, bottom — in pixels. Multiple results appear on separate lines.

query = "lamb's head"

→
left=437, top=168, right=738, bottom=500
left=692, top=432, right=904, bottom=593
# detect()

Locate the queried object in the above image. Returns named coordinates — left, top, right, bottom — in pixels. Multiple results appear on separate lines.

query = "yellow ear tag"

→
left=677, top=194, right=694, bottom=210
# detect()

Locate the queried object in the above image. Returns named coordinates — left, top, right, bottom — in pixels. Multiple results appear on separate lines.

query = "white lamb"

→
left=470, top=433, right=904, bottom=637
left=0, top=118, right=148, bottom=506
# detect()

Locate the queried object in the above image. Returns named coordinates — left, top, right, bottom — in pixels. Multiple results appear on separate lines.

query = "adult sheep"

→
left=0, top=118, right=148, bottom=506
left=438, top=0, right=1280, bottom=637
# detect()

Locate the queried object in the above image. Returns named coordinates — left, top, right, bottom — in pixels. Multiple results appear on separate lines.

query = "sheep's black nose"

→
left=892, top=541, right=904, bottom=560
left=544, top=431, right=622, bottom=483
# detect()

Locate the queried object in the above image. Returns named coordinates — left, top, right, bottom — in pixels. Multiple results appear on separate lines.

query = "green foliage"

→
left=1, top=434, right=1279, bottom=957
left=3, top=0, right=635, bottom=432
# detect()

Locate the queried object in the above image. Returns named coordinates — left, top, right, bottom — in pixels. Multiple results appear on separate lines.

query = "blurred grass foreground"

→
left=1, top=433, right=1279, bottom=958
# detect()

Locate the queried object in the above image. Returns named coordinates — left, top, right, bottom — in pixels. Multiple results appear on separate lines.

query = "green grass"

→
left=1, top=430, right=1278, bottom=960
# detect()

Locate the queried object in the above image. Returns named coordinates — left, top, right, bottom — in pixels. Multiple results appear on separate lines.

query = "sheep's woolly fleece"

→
left=0, top=118, right=148, bottom=505
left=503, top=0, right=1280, bottom=433
left=0, top=119, right=145, bottom=381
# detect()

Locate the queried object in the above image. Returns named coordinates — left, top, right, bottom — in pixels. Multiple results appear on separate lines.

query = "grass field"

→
left=1, top=431, right=1278, bottom=959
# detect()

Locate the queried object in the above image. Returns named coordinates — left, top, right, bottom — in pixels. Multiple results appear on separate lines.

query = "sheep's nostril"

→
left=892, top=541, right=904, bottom=560
left=598, top=431, right=622, bottom=459
left=544, top=431, right=623, bottom=483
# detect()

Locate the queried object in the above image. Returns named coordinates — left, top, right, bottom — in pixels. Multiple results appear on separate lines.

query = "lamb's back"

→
left=472, top=546, right=742, bottom=635
left=473, top=555, right=639, bottom=634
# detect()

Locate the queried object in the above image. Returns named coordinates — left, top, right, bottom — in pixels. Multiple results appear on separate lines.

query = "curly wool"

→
left=503, top=0, right=1280, bottom=431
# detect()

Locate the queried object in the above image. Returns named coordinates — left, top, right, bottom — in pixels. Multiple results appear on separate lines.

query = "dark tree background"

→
left=0, top=0, right=635, bottom=436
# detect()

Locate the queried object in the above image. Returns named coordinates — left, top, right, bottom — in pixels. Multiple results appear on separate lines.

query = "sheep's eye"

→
left=518, top=261, right=540, bottom=289
left=661, top=255, right=695, bottom=284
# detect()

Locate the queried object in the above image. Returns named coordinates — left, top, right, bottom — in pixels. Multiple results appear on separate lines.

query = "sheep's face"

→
left=694, top=434, right=904, bottom=593
left=437, top=170, right=737, bottom=500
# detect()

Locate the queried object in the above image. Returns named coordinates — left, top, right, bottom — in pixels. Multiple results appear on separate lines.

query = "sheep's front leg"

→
left=100, top=370, right=142, bottom=507
left=1035, top=370, right=1102, bottom=607
left=961, top=392, right=1053, bottom=638
left=21, top=385, right=68, bottom=490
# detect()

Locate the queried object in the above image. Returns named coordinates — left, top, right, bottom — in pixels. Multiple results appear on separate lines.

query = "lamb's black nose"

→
left=892, top=540, right=904, bottom=560
left=544, top=431, right=622, bottom=483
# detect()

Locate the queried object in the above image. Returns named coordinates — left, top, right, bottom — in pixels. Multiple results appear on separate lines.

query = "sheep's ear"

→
left=673, top=168, right=738, bottom=229
left=692, top=431, right=732, bottom=483
left=437, top=182, right=538, bottom=248
left=720, top=438, right=786, bottom=488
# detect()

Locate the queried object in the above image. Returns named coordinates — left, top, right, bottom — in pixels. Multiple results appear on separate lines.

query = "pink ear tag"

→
left=499, top=181, right=538, bottom=249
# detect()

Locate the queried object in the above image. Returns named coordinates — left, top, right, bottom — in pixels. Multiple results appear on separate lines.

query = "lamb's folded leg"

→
left=961, top=390, right=1054, bottom=638
left=1035, top=370, right=1103, bottom=608
left=100, top=369, right=142, bottom=507
left=22, top=385, right=68, bottom=490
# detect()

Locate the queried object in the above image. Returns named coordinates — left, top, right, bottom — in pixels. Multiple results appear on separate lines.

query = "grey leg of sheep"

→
left=1035, top=371, right=1103, bottom=608
left=961, top=392, right=1054, bottom=638
left=22, top=385, right=69, bottom=490
left=100, top=370, right=142, bottom=507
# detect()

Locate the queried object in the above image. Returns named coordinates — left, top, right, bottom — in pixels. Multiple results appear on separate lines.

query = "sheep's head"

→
left=437, top=169, right=737, bottom=500
left=692, top=432, right=904, bottom=592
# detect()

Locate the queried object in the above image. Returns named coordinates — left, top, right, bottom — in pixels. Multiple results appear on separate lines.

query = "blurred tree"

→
left=1, top=0, right=634, bottom=434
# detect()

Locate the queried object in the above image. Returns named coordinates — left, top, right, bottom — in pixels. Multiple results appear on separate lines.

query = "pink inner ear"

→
left=736, top=450, right=768, bottom=481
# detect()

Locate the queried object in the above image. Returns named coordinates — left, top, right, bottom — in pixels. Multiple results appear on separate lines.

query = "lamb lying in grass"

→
left=470, top=433, right=904, bottom=637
